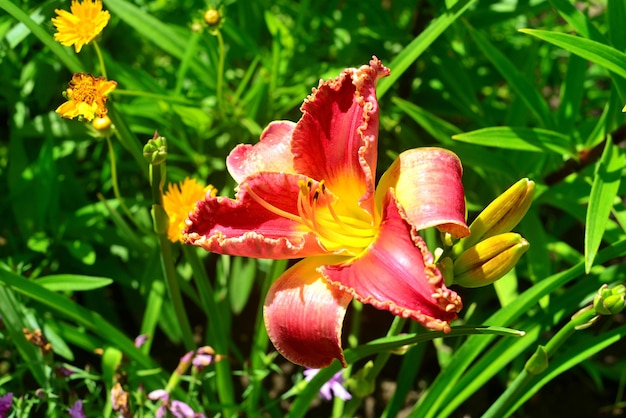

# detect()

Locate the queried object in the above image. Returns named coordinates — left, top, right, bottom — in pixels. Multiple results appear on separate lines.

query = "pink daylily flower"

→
left=183, top=57, right=469, bottom=368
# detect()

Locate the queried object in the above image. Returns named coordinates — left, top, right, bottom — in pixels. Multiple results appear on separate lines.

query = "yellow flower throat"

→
left=247, top=179, right=376, bottom=255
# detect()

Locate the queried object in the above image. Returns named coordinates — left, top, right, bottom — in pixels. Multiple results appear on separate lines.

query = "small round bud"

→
left=203, top=8, right=221, bottom=27
left=92, top=115, right=112, bottom=133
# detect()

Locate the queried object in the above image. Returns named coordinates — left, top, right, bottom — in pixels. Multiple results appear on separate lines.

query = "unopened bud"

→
left=453, top=233, right=529, bottom=288
left=143, top=132, right=168, bottom=165
left=203, top=8, right=221, bottom=27
left=593, top=284, right=626, bottom=315
left=92, top=115, right=113, bottom=134
left=525, top=345, right=548, bottom=374
left=456, top=178, right=535, bottom=255
left=347, top=361, right=375, bottom=397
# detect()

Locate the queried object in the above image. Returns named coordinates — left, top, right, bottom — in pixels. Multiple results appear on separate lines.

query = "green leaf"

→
left=0, top=0, right=84, bottom=73
left=519, top=29, right=626, bottom=82
left=34, top=275, right=113, bottom=292
left=377, top=0, right=478, bottom=98
left=466, top=24, right=555, bottom=129
left=229, top=257, right=257, bottom=315
left=585, top=138, right=624, bottom=273
left=452, top=126, right=576, bottom=158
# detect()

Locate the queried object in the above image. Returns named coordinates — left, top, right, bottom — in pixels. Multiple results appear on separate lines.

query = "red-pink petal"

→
left=291, top=57, right=390, bottom=216
left=322, top=190, right=462, bottom=332
left=376, top=148, right=470, bottom=238
left=183, top=173, right=327, bottom=259
left=226, top=121, right=296, bottom=183
left=264, top=256, right=352, bottom=368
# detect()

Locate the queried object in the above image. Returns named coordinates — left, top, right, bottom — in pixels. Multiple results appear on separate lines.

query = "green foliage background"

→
left=2, top=0, right=626, bottom=416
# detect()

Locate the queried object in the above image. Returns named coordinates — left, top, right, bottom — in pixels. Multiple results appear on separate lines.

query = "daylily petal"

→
left=184, top=172, right=327, bottom=259
left=322, top=190, right=462, bottom=332
left=376, top=148, right=470, bottom=238
left=291, top=57, right=390, bottom=215
left=227, top=121, right=297, bottom=183
left=264, top=256, right=352, bottom=368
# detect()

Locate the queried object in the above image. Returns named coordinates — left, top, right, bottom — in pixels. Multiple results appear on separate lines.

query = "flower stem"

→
left=246, top=259, right=288, bottom=415
left=93, top=41, right=107, bottom=79
left=182, top=246, right=235, bottom=417
left=214, top=28, right=225, bottom=113
left=149, top=163, right=195, bottom=352
left=342, top=316, right=407, bottom=417
left=104, top=134, right=146, bottom=232
left=175, top=30, right=202, bottom=96
left=482, top=306, right=597, bottom=418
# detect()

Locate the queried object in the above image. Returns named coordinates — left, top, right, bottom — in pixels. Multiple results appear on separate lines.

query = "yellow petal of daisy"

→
left=56, top=73, right=117, bottom=122
left=163, top=178, right=217, bottom=242
left=52, top=0, right=111, bottom=53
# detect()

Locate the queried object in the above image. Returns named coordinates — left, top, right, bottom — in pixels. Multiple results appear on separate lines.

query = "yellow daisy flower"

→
left=163, top=178, right=216, bottom=242
left=52, top=0, right=111, bottom=53
left=56, top=73, right=117, bottom=122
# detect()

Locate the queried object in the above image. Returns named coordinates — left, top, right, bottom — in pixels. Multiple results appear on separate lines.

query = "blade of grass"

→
left=452, top=126, right=575, bottom=158
left=0, top=285, right=48, bottom=388
left=585, top=136, right=624, bottom=272
left=0, top=0, right=84, bottom=73
left=406, top=237, right=626, bottom=418
left=519, top=29, right=626, bottom=82
left=377, top=0, right=477, bottom=98
left=466, top=24, right=555, bottom=129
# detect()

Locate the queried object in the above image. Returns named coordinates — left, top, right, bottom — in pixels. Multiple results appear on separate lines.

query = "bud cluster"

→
left=440, top=178, right=535, bottom=288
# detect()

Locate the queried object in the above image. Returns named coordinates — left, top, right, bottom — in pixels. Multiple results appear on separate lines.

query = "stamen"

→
left=245, top=186, right=302, bottom=223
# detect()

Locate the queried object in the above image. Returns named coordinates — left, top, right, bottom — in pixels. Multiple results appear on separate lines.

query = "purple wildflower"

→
left=0, top=393, right=13, bottom=418
left=69, top=400, right=86, bottom=418
left=148, top=389, right=204, bottom=418
left=134, top=334, right=149, bottom=348
left=303, top=368, right=352, bottom=401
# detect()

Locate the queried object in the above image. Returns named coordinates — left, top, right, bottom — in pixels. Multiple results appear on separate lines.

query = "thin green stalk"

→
left=175, top=30, right=202, bottom=96
left=214, top=28, right=226, bottom=113
left=104, top=134, right=148, bottom=233
left=482, top=306, right=597, bottom=418
left=93, top=40, right=107, bottom=79
left=182, top=246, right=235, bottom=417
left=149, top=163, right=195, bottom=352
left=342, top=316, right=407, bottom=417
left=246, top=259, right=288, bottom=415
left=113, top=89, right=196, bottom=105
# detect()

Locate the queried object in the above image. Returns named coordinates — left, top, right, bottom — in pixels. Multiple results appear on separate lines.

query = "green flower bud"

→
left=453, top=233, right=529, bottom=288
left=143, top=132, right=168, bottom=165
left=593, top=284, right=626, bottom=315
left=525, top=345, right=548, bottom=375
left=455, top=178, right=535, bottom=256
left=347, top=361, right=375, bottom=397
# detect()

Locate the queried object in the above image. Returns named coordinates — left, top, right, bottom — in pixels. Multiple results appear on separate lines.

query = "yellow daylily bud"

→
left=456, top=178, right=535, bottom=256
left=453, top=233, right=529, bottom=288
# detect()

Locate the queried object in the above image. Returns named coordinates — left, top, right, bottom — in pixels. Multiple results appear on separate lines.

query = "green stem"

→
left=113, top=89, right=196, bottom=105
left=482, top=306, right=597, bottom=418
left=215, top=28, right=225, bottom=113
left=93, top=41, right=107, bottom=79
left=104, top=134, right=147, bottom=233
left=342, top=316, right=407, bottom=417
left=149, top=163, right=195, bottom=352
left=246, top=259, right=288, bottom=415
left=175, top=30, right=202, bottom=96
left=182, top=246, right=235, bottom=417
